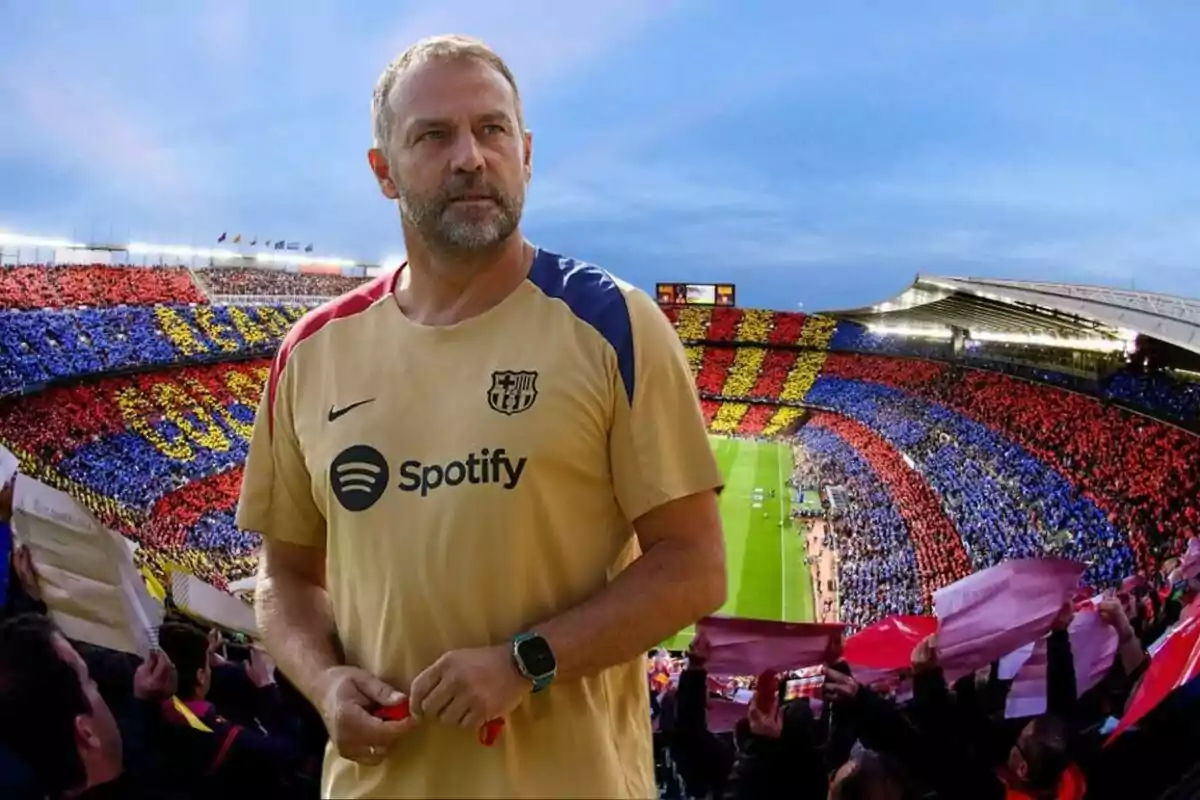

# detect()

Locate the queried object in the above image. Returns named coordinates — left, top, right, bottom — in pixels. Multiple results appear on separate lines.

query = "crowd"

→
left=819, top=354, right=1199, bottom=576
left=0, top=303, right=307, bottom=396
left=1102, top=370, right=1200, bottom=426
left=1, top=528, right=325, bottom=798
left=691, top=344, right=832, bottom=407
left=799, top=413, right=974, bottom=628
left=661, top=306, right=829, bottom=348
left=194, top=267, right=368, bottom=298
left=805, top=374, right=1137, bottom=590
left=700, top=400, right=805, bottom=438
left=0, top=361, right=267, bottom=586
left=651, top=583, right=1200, bottom=800
left=0, top=264, right=206, bottom=308
left=794, top=423, right=927, bottom=629
left=663, top=307, right=1200, bottom=431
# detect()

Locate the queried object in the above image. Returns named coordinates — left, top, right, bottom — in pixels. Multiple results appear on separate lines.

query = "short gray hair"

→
left=372, top=34, right=525, bottom=149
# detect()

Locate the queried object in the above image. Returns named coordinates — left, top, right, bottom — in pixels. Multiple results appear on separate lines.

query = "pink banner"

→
left=934, top=558, right=1085, bottom=680
left=707, top=697, right=750, bottom=733
left=695, top=616, right=845, bottom=675
left=1001, top=610, right=1118, bottom=719
left=843, top=615, right=937, bottom=671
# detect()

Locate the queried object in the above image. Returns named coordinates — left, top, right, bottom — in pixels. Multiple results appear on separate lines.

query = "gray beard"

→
left=398, top=187, right=524, bottom=253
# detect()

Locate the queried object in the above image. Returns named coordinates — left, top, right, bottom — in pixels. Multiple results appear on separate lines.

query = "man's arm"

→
left=536, top=490, right=725, bottom=682
left=255, top=539, right=341, bottom=709
left=239, top=357, right=414, bottom=765
left=408, top=287, right=725, bottom=729
left=537, top=288, right=725, bottom=679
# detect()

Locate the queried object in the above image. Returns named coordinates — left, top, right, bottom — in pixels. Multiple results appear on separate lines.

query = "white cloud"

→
left=373, top=0, right=683, bottom=98
left=1, top=65, right=196, bottom=203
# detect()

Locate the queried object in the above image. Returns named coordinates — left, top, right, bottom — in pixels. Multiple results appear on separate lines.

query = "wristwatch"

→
left=512, top=632, right=557, bottom=693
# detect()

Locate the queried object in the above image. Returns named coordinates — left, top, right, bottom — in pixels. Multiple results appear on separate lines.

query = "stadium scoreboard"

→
left=656, top=282, right=736, bottom=307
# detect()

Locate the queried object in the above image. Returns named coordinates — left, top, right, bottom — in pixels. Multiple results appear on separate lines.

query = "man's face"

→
left=53, top=635, right=122, bottom=768
left=372, top=57, right=531, bottom=255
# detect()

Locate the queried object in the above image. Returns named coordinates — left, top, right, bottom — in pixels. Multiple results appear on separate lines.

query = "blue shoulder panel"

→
left=527, top=249, right=635, bottom=406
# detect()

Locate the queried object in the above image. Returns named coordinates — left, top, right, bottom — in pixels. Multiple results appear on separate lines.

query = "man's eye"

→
left=417, top=130, right=446, bottom=142
left=482, top=124, right=506, bottom=135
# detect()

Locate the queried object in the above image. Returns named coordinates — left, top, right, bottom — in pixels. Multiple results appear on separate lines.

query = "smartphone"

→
left=785, top=665, right=826, bottom=700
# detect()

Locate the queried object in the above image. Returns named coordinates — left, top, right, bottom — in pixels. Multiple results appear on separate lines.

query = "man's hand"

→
left=206, top=628, right=228, bottom=667
left=823, top=668, right=859, bottom=702
left=1098, top=597, right=1136, bottom=643
left=317, top=666, right=416, bottom=766
left=911, top=633, right=940, bottom=675
left=747, top=702, right=783, bottom=738
left=1051, top=600, right=1074, bottom=632
left=409, top=645, right=528, bottom=731
left=686, top=631, right=711, bottom=669
left=245, top=646, right=277, bottom=688
left=11, top=544, right=41, bottom=601
left=134, top=650, right=178, bottom=701
left=0, top=478, right=14, bottom=523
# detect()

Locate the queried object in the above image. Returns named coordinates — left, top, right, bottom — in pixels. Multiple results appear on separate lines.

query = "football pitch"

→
left=661, top=435, right=815, bottom=651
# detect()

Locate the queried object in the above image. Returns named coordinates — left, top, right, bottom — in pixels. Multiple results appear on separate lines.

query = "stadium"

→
left=2, top=236, right=1199, bottom=797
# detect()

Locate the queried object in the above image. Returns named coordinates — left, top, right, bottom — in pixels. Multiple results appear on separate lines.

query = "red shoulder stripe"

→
left=267, top=269, right=399, bottom=437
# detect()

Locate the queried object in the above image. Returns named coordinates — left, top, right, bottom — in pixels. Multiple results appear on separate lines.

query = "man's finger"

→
left=419, top=676, right=456, bottom=720
left=352, top=674, right=405, bottom=708
left=460, top=708, right=486, bottom=731
left=344, top=704, right=417, bottom=741
left=408, top=667, right=445, bottom=718
left=438, top=694, right=474, bottom=728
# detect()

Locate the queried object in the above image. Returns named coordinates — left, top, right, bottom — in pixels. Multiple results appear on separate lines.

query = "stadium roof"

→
left=827, top=275, right=1200, bottom=355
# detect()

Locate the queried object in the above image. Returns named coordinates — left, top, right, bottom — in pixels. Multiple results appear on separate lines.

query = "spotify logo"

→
left=330, top=445, right=389, bottom=512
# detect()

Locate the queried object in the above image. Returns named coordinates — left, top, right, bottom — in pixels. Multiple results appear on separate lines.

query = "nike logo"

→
left=328, top=399, right=375, bottom=422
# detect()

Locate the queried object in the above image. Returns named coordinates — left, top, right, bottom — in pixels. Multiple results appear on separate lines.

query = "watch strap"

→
left=513, top=632, right=555, bottom=693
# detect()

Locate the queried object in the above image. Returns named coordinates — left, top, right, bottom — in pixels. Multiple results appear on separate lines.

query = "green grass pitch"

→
left=661, top=435, right=815, bottom=651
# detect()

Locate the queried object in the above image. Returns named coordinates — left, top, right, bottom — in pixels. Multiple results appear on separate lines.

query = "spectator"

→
left=0, top=614, right=180, bottom=799
left=194, top=267, right=367, bottom=298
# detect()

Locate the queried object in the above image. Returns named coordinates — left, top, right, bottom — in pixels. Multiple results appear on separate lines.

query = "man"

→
left=156, top=622, right=305, bottom=790
left=0, top=613, right=177, bottom=798
left=239, top=34, right=726, bottom=798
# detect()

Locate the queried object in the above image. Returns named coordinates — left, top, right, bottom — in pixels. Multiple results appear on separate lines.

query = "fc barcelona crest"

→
left=487, top=370, right=539, bottom=415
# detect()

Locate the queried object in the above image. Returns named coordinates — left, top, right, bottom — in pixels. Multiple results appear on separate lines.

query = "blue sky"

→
left=1, top=1, right=1198, bottom=309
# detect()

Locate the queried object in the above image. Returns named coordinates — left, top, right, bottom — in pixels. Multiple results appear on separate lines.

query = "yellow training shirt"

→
left=237, top=247, right=722, bottom=798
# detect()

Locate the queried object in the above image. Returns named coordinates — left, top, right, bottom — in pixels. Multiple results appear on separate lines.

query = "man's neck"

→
left=397, top=235, right=531, bottom=327
left=66, top=760, right=122, bottom=798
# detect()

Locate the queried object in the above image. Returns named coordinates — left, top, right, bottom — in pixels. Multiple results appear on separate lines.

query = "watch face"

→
left=517, top=636, right=556, bottom=677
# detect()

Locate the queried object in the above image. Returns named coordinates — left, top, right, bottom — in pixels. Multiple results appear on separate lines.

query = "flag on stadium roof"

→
left=305, top=243, right=314, bottom=252
left=232, top=234, right=241, bottom=244
left=216, top=232, right=226, bottom=242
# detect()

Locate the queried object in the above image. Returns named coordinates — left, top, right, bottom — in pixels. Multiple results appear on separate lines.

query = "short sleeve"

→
left=235, top=361, right=325, bottom=547
left=609, top=289, right=723, bottom=522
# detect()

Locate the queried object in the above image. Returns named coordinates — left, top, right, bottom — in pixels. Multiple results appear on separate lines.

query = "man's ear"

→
left=368, top=149, right=399, bottom=200
left=75, top=714, right=100, bottom=751
left=522, top=130, right=533, bottom=183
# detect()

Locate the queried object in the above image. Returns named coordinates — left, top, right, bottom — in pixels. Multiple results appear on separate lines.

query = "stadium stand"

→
left=1, top=261, right=1198, bottom=798
left=194, top=265, right=369, bottom=298
left=800, top=412, right=973, bottom=625
left=0, top=264, right=206, bottom=307
left=0, top=302, right=308, bottom=395
left=0, top=360, right=265, bottom=585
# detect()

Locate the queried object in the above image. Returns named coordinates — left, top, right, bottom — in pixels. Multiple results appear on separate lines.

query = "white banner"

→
left=13, top=475, right=162, bottom=656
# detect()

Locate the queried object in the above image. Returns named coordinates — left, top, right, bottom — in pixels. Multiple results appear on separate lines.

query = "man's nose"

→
left=448, top=129, right=485, bottom=173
